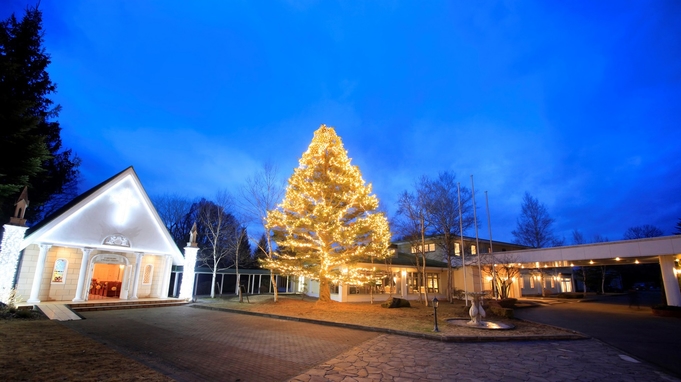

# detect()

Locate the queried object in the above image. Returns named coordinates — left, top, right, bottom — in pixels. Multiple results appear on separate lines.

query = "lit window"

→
left=529, top=277, right=535, bottom=289
left=142, top=264, right=153, bottom=285
left=455, top=243, right=460, bottom=256
left=411, top=244, right=435, bottom=253
left=471, top=245, right=477, bottom=255
left=426, top=273, right=439, bottom=293
left=550, top=278, right=555, bottom=288
left=51, top=259, right=68, bottom=283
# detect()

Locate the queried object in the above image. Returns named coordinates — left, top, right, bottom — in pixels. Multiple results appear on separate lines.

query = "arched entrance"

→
left=86, top=253, right=131, bottom=301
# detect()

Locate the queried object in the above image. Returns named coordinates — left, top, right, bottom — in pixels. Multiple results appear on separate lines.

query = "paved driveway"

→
left=62, top=305, right=677, bottom=382
left=515, top=293, right=681, bottom=378
left=63, top=306, right=378, bottom=381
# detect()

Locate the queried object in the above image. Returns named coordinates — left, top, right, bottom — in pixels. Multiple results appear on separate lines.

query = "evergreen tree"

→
left=673, top=218, right=681, bottom=235
left=0, top=6, right=80, bottom=224
left=252, top=233, right=269, bottom=266
left=265, top=125, right=392, bottom=303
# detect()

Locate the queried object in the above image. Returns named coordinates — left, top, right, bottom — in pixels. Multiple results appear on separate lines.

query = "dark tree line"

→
left=0, top=6, right=80, bottom=224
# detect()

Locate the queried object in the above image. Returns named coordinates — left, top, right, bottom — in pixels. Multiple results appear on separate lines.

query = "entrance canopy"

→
left=502, top=235, right=681, bottom=267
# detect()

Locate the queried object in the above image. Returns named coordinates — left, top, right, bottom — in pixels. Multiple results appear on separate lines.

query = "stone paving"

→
left=63, top=305, right=679, bottom=382
left=290, top=335, right=677, bottom=381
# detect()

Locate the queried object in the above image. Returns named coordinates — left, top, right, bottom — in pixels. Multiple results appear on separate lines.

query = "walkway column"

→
left=73, top=248, right=93, bottom=301
left=27, top=243, right=51, bottom=303
left=129, top=252, right=143, bottom=300
left=659, top=255, right=681, bottom=307
left=159, top=255, right=173, bottom=299
left=179, top=246, right=198, bottom=300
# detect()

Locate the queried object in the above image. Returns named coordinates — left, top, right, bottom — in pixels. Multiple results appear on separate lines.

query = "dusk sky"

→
left=3, top=1, right=680, bottom=243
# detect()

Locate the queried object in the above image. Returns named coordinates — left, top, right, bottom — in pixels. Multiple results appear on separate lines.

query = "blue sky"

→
left=3, top=0, right=680, bottom=243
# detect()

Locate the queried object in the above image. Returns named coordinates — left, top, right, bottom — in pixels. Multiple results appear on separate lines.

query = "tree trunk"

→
left=582, top=267, right=588, bottom=293
left=210, top=267, right=217, bottom=298
left=447, top=252, right=453, bottom=303
left=318, top=274, right=331, bottom=303
left=271, top=270, right=278, bottom=302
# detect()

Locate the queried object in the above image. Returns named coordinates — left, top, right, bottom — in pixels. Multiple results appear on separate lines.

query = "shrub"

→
left=14, top=309, right=32, bottom=319
left=498, top=298, right=517, bottom=308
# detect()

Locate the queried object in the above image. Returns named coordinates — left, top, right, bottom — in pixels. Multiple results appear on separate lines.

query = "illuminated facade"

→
left=300, top=251, right=450, bottom=303
left=2, top=167, right=188, bottom=304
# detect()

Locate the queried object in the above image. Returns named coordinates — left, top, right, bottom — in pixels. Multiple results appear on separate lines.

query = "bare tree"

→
left=592, top=234, right=609, bottom=243
left=481, top=253, right=520, bottom=299
left=239, top=163, right=285, bottom=301
left=152, top=193, right=194, bottom=249
left=571, top=229, right=586, bottom=245
left=226, top=214, right=251, bottom=301
left=394, top=182, right=430, bottom=306
left=511, top=192, right=559, bottom=248
left=196, top=191, right=237, bottom=298
left=623, top=225, right=664, bottom=240
left=422, top=172, right=474, bottom=302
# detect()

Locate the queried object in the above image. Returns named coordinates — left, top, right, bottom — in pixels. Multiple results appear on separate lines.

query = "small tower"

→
left=9, top=186, right=29, bottom=227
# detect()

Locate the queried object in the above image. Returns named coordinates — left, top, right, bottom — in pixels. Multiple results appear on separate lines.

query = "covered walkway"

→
left=502, top=235, right=681, bottom=306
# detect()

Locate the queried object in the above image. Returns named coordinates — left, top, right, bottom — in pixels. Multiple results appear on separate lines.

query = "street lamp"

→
left=432, top=297, right=439, bottom=332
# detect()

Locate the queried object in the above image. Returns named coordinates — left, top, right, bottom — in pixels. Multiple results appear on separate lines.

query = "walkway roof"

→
left=498, top=235, right=681, bottom=267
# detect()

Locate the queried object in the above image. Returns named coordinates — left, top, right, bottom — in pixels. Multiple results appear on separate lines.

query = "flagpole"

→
left=471, top=175, right=483, bottom=293
left=485, top=191, right=496, bottom=299
left=457, top=182, right=468, bottom=306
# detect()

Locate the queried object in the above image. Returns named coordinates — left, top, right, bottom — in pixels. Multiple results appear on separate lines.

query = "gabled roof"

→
left=22, top=167, right=184, bottom=265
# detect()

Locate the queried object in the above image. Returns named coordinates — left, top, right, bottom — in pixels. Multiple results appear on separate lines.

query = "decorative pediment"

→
left=103, top=234, right=131, bottom=247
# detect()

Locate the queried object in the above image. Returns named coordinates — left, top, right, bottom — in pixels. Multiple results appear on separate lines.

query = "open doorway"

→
left=89, top=263, right=125, bottom=299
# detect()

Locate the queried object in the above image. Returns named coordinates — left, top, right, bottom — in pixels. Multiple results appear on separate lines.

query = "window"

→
left=405, top=272, right=440, bottom=294
left=529, top=276, right=535, bottom=289
left=471, top=245, right=477, bottom=255
left=455, top=242, right=460, bottom=256
left=426, top=273, right=439, bottom=293
left=550, top=277, right=555, bottom=288
left=519, top=276, right=524, bottom=288
left=51, top=259, right=67, bottom=283
left=411, top=243, right=435, bottom=254
left=330, top=282, right=339, bottom=294
left=142, top=264, right=153, bottom=285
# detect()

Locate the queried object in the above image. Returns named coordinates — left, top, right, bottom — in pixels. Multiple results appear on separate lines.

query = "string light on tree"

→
left=264, top=125, right=392, bottom=303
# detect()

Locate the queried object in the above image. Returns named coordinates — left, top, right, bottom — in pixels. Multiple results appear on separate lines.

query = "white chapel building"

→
left=0, top=167, right=193, bottom=304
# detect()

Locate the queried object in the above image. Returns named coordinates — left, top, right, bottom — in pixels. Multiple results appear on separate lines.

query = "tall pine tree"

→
left=265, top=125, right=391, bottom=303
left=0, top=6, right=80, bottom=224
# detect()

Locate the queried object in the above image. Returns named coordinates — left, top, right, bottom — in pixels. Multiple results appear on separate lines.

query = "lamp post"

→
left=432, top=297, right=439, bottom=332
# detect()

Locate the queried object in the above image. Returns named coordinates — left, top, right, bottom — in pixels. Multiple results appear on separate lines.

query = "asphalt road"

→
left=515, top=292, right=681, bottom=378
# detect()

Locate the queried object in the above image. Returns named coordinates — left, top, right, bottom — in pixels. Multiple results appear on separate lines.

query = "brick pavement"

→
left=62, top=306, right=679, bottom=382
left=62, top=306, right=379, bottom=381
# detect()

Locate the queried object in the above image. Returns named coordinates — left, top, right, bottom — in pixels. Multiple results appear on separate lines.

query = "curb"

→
left=191, top=304, right=588, bottom=343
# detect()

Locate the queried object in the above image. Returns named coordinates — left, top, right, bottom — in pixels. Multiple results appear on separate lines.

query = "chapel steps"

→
left=68, top=298, right=188, bottom=312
